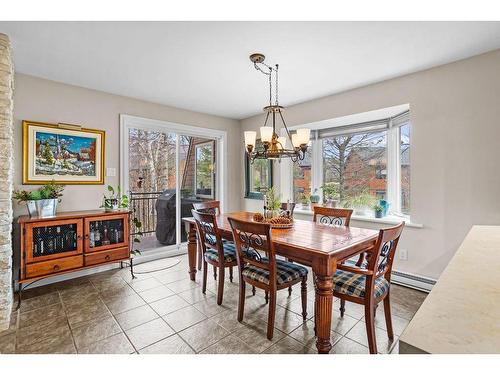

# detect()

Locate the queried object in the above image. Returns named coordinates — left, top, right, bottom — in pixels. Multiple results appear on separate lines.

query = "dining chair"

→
left=313, top=206, right=353, bottom=226
left=191, top=209, right=237, bottom=305
left=192, top=201, right=221, bottom=271
left=228, top=217, right=308, bottom=340
left=332, top=222, right=405, bottom=354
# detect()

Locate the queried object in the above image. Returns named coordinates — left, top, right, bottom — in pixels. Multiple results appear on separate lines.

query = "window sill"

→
left=293, top=208, right=423, bottom=228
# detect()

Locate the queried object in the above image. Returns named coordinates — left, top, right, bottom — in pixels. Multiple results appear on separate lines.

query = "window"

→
left=323, top=131, right=387, bottom=205
left=286, top=109, right=411, bottom=217
left=245, top=140, right=273, bottom=199
left=293, top=146, right=312, bottom=203
left=195, top=141, right=215, bottom=198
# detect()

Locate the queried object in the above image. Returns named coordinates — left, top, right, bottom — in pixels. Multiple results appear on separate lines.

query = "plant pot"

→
left=27, top=199, right=58, bottom=218
left=104, top=198, right=120, bottom=212
left=375, top=210, right=383, bottom=218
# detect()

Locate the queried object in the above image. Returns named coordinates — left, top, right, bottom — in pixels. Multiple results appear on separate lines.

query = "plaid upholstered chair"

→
left=313, top=206, right=353, bottom=226
left=192, top=201, right=221, bottom=271
left=333, top=222, right=405, bottom=354
left=191, top=209, right=237, bottom=305
left=228, top=217, right=308, bottom=340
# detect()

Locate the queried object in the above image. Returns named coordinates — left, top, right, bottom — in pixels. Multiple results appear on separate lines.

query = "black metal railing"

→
left=129, top=191, right=163, bottom=236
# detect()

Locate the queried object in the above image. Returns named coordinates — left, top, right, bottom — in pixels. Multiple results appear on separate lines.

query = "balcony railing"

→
left=129, top=191, right=163, bottom=236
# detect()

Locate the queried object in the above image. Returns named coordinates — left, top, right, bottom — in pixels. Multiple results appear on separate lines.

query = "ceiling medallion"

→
left=244, top=53, right=310, bottom=163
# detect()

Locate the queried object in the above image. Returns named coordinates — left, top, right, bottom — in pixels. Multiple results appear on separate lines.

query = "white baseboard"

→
left=390, top=269, right=435, bottom=292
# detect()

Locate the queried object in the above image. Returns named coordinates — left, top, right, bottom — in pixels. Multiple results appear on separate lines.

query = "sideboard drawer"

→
left=84, top=247, right=129, bottom=266
left=26, top=255, right=83, bottom=278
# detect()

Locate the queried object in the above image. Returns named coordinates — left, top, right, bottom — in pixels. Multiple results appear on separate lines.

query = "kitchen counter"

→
left=399, top=225, right=500, bottom=353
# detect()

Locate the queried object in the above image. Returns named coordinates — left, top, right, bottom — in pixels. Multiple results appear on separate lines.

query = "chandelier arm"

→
left=263, top=110, right=270, bottom=128
left=275, top=64, right=279, bottom=106
left=278, top=110, right=293, bottom=143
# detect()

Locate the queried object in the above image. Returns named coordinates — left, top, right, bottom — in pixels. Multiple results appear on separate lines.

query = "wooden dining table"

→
left=182, top=211, right=379, bottom=354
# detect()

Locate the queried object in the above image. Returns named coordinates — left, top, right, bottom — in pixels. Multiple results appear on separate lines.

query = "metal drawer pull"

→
left=105, top=255, right=111, bottom=261
left=53, top=265, right=60, bottom=271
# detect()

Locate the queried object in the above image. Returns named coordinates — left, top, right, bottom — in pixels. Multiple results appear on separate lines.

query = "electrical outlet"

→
left=399, top=249, right=408, bottom=261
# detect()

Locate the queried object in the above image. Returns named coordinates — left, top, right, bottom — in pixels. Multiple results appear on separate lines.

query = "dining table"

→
left=182, top=211, right=379, bottom=354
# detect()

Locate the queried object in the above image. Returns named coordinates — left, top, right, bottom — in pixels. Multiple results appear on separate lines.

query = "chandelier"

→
left=244, top=53, right=310, bottom=163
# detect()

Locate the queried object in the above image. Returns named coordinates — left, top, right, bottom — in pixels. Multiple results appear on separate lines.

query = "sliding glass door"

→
left=121, top=116, right=223, bottom=255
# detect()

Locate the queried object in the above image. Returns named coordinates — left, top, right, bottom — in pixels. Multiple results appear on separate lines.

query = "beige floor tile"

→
left=17, top=330, right=76, bottom=354
left=139, top=334, right=194, bottom=354
left=114, top=304, right=159, bottom=331
left=99, top=284, right=138, bottom=299
left=331, top=337, right=370, bottom=354
left=65, top=299, right=112, bottom=327
left=178, top=319, right=230, bottom=353
left=177, top=287, right=216, bottom=304
left=164, top=278, right=201, bottom=293
left=289, top=320, right=342, bottom=348
left=272, top=306, right=306, bottom=333
left=128, top=277, right=163, bottom=292
left=163, top=305, right=207, bottom=332
left=19, top=302, right=66, bottom=329
left=200, top=334, right=257, bottom=354
left=208, top=309, right=258, bottom=333
left=102, top=293, right=146, bottom=315
left=21, top=284, right=59, bottom=299
left=137, top=285, right=175, bottom=303
left=17, top=316, right=70, bottom=348
left=344, top=320, right=398, bottom=354
left=329, top=309, right=360, bottom=335
left=192, top=298, right=232, bottom=317
left=71, top=316, right=122, bottom=350
left=0, top=332, right=16, bottom=354
left=362, top=308, right=410, bottom=336
left=333, top=299, right=365, bottom=320
left=153, top=270, right=188, bottom=284
left=91, top=276, right=129, bottom=293
left=231, top=320, right=285, bottom=353
left=78, top=332, right=135, bottom=354
left=263, top=336, right=315, bottom=354
left=19, top=291, right=61, bottom=313
left=126, top=318, right=175, bottom=350
left=149, top=295, right=190, bottom=316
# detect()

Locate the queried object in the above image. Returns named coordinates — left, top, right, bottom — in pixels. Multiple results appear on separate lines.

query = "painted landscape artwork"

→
left=23, top=121, right=105, bottom=184
left=35, top=131, right=97, bottom=177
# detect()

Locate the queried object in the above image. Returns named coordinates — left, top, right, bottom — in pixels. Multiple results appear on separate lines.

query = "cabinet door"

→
left=25, top=219, right=83, bottom=263
left=84, top=213, right=129, bottom=253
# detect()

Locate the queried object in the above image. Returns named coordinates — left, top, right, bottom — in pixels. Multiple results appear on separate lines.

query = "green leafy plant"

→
left=300, top=193, right=310, bottom=205
left=374, top=204, right=383, bottom=213
left=264, top=186, right=281, bottom=212
left=320, top=182, right=339, bottom=200
left=13, top=180, right=65, bottom=203
left=101, top=185, right=129, bottom=210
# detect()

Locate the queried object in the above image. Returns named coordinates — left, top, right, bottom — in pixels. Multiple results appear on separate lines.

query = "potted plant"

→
left=320, top=182, right=339, bottom=207
left=101, top=185, right=129, bottom=212
left=13, top=181, right=65, bottom=218
left=344, top=191, right=377, bottom=216
left=374, top=204, right=384, bottom=218
left=309, top=189, right=320, bottom=208
left=264, top=186, right=281, bottom=218
left=300, top=192, right=310, bottom=209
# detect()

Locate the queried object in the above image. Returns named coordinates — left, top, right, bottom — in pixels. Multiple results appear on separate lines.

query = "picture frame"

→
left=22, top=120, right=105, bottom=185
left=194, top=140, right=215, bottom=199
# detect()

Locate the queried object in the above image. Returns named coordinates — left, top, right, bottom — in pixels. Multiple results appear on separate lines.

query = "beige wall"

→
left=240, top=49, right=500, bottom=280
left=12, top=74, right=241, bottom=218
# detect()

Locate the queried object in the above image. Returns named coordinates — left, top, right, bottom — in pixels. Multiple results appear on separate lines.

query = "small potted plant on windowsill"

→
left=309, top=189, right=320, bottom=209
left=13, top=181, right=65, bottom=218
left=374, top=204, right=384, bottom=218
left=300, top=193, right=310, bottom=210
left=345, top=191, right=377, bottom=216
left=320, top=182, right=339, bottom=208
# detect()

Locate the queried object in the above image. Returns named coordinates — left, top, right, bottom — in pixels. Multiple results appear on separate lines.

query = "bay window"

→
left=286, top=110, right=411, bottom=218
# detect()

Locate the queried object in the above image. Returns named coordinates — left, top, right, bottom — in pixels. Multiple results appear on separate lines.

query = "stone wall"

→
left=0, top=33, right=14, bottom=331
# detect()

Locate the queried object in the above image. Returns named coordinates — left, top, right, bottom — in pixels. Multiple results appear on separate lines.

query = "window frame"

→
left=284, top=113, right=410, bottom=218
left=244, top=150, right=274, bottom=200
left=194, top=140, right=216, bottom=199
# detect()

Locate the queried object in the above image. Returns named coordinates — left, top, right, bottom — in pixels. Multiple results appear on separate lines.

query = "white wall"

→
left=240, top=49, right=500, bottom=280
left=12, top=74, right=241, bottom=217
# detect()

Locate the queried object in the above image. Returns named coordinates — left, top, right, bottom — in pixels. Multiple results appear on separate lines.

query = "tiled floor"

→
left=0, top=254, right=427, bottom=354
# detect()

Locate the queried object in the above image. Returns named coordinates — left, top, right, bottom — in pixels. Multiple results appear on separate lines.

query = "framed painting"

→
left=23, top=120, right=105, bottom=184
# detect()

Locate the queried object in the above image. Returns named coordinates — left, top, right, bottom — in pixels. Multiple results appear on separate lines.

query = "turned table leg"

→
left=315, top=274, right=334, bottom=354
left=186, top=222, right=198, bottom=281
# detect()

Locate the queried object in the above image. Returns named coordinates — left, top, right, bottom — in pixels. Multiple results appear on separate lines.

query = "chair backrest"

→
left=191, top=209, right=224, bottom=261
left=192, top=200, right=220, bottom=215
left=280, top=202, right=296, bottom=216
left=313, top=206, right=353, bottom=227
left=227, top=216, right=277, bottom=286
left=366, top=222, right=405, bottom=280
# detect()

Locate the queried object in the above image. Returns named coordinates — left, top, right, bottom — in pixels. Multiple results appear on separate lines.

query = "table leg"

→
left=315, top=274, right=334, bottom=354
left=187, top=223, right=198, bottom=281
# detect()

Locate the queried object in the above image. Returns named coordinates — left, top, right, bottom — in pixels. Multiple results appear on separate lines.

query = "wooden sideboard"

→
left=18, top=210, right=133, bottom=288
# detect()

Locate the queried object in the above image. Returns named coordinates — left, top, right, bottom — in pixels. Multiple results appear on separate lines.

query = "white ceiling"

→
left=1, top=21, right=500, bottom=120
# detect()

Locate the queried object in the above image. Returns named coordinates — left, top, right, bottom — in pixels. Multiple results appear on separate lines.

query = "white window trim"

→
left=283, top=114, right=417, bottom=226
